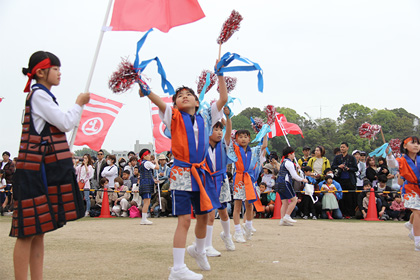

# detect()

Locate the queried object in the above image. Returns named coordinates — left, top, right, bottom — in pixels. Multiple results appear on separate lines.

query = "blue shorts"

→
left=278, top=181, right=296, bottom=200
left=218, top=202, right=228, bottom=210
left=172, top=190, right=213, bottom=216
left=141, top=193, right=151, bottom=199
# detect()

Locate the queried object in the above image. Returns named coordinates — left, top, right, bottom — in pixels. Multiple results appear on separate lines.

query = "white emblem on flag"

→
left=81, top=117, right=104, bottom=135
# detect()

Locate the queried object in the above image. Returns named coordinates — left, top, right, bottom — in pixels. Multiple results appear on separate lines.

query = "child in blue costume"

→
left=138, top=148, right=159, bottom=225
left=204, top=107, right=236, bottom=257
left=140, top=68, right=227, bottom=280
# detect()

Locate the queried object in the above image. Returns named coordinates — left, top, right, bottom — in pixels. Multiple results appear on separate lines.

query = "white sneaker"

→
left=168, top=265, right=203, bottom=280
left=251, top=225, right=257, bottom=233
left=140, top=219, right=153, bottom=225
left=405, top=222, right=413, bottom=231
left=85, top=211, right=90, bottom=217
left=187, top=244, right=210, bottom=271
left=279, top=219, right=293, bottom=226
left=409, top=229, right=414, bottom=241
left=220, top=232, right=235, bottom=251
left=205, top=246, right=221, bottom=257
left=283, top=215, right=297, bottom=223
left=242, top=224, right=252, bottom=240
left=233, top=231, right=246, bottom=243
left=415, top=241, right=420, bottom=252
left=121, top=211, right=128, bottom=217
left=312, top=216, right=317, bottom=220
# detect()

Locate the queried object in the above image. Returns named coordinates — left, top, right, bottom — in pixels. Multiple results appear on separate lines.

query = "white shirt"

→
left=159, top=103, right=224, bottom=149
left=101, top=165, right=118, bottom=188
left=31, top=87, right=82, bottom=134
left=143, top=161, right=156, bottom=170
left=0, top=178, right=6, bottom=192
left=285, top=160, right=304, bottom=183
left=207, top=140, right=229, bottom=171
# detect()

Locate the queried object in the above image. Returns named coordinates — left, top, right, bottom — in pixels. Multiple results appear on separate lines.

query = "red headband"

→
left=404, top=137, right=413, bottom=145
left=140, top=150, right=150, bottom=159
left=24, top=58, right=52, bottom=93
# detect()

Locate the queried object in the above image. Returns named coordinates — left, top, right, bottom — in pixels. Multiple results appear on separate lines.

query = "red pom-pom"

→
left=358, top=122, right=381, bottom=140
left=109, top=58, right=140, bottom=94
left=217, top=76, right=237, bottom=93
left=265, top=105, right=277, bottom=126
left=231, top=129, right=238, bottom=145
left=389, top=138, right=401, bottom=156
left=196, top=70, right=217, bottom=95
left=251, top=117, right=264, bottom=133
left=217, top=10, right=243, bottom=45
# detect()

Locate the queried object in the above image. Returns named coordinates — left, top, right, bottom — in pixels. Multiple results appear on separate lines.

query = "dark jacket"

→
left=331, top=153, right=358, bottom=186
left=1, top=159, right=15, bottom=185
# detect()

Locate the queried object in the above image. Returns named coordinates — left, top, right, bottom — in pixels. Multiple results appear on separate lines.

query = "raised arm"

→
left=261, top=135, right=268, bottom=151
left=224, top=107, right=232, bottom=145
left=215, top=75, right=228, bottom=111
left=139, top=89, right=167, bottom=113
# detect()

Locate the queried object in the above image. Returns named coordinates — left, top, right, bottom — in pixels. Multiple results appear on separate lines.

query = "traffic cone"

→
left=364, top=188, right=380, bottom=221
left=191, top=205, right=195, bottom=219
left=271, top=192, right=282, bottom=219
left=98, top=188, right=114, bottom=218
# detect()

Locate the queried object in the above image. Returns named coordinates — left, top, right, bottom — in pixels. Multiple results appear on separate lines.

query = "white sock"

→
left=285, top=214, right=291, bottom=219
left=245, top=220, right=252, bottom=230
left=205, top=225, right=213, bottom=248
left=173, top=248, right=185, bottom=270
left=195, top=237, right=206, bottom=254
left=141, top=213, right=147, bottom=221
left=234, top=224, right=242, bottom=233
left=415, top=236, right=420, bottom=244
left=220, top=219, right=230, bottom=236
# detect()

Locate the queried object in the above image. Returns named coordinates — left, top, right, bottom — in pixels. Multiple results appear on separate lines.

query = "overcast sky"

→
left=1, top=0, right=420, bottom=157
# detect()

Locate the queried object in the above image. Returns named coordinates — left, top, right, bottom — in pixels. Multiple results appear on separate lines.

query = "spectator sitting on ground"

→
left=318, top=168, right=343, bottom=219
left=111, top=177, right=131, bottom=217
left=257, top=182, right=275, bottom=218
left=122, top=170, right=132, bottom=190
left=363, top=188, right=386, bottom=220
left=355, top=180, right=374, bottom=219
left=389, top=195, right=406, bottom=221
left=94, top=178, right=112, bottom=212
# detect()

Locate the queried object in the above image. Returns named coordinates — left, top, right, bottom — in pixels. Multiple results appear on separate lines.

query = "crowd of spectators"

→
left=0, top=143, right=406, bottom=221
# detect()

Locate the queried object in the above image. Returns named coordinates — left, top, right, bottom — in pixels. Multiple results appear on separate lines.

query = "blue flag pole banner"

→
left=133, top=28, right=175, bottom=95
left=215, top=52, right=264, bottom=92
left=369, top=143, right=391, bottom=158
left=252, top=124, right=271, bottom=143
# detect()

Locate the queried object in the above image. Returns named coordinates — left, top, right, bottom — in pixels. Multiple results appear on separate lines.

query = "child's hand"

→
left=76, top=92, right=90, bottom=106
left=223, top=106, right=230, bottom=116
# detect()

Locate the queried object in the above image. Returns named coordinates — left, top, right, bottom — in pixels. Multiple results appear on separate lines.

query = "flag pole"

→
left=148, top=99, right=162, bottom=210
left=69, top=0, right=114, bottom=151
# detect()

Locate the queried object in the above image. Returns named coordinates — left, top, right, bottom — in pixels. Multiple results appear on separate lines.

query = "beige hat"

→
left=263, top=163, right=274, bottom=172
left=157, top=154, right=168, bottom=161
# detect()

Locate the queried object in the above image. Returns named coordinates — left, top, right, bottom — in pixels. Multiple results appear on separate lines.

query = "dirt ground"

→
left=1, top=215, right=419, bottom=280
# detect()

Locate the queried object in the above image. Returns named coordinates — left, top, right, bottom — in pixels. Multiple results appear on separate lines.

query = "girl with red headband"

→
left=386, top=136, right=420, bottom=251
left=138, top=149, right=159, bottom=225
left=10, top=51, right=90, bottom=279
left=275, top=146, right=308, bottom=226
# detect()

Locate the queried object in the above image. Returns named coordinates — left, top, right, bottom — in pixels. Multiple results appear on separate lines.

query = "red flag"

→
left=0, top=97, right=3, bottom=103
left=151, top=96, right=172, bottom=153
left=74, top=94, right=123, bottom=151
left=268, top=113, right=304, bottom=138
left=110, top=0, right=205, bottom=33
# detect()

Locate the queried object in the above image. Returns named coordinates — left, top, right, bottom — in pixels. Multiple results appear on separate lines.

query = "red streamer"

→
left=217, top=10, right=243, bottom=45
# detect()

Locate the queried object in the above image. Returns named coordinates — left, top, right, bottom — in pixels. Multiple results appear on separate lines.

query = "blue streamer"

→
left=369, top=143, right=390, bottom=158
left=197, top=73, right=212, bottom=112
left=132, top=28, right=175, bottom=95
left=252, top=124, right=271, bottom=143
left=215, top=52, right=264, bottom=92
